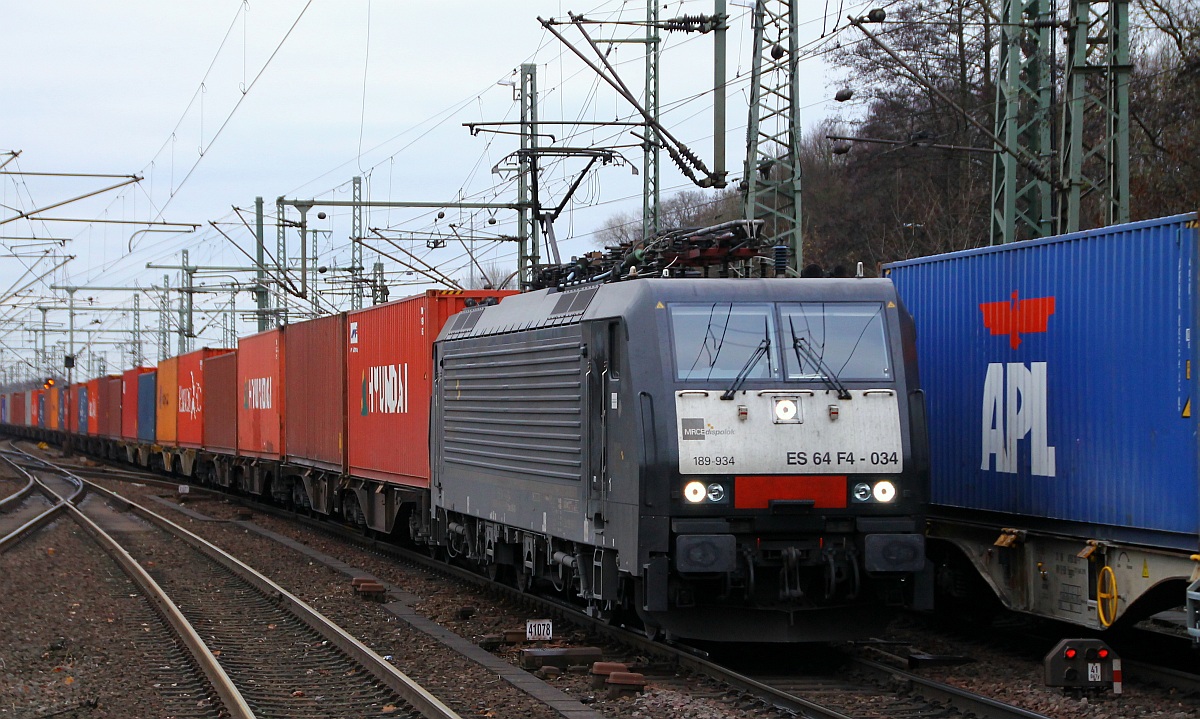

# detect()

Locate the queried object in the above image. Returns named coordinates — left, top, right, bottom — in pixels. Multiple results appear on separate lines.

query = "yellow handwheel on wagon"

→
left=1096, top=565, right=1118, bottom=627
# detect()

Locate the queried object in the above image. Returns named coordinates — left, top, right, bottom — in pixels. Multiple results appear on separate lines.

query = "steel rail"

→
left=15, top=445, right=463, bottom=719
left=0, top=447, right=254, bottom=718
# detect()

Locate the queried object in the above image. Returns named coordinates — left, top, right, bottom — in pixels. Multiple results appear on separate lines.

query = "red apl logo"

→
left=979, top=290, right=1055, bottom=349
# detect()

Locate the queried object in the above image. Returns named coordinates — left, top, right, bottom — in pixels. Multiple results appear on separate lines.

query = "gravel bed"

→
left=36, top=452, right=1200, bottom=719
left=0, top=459, right=28, bottom=501
left=0, top=517, right=220, bottom=718
left=877, top=613, right=1199, bottom=719
left=81, top=481, right=788, bottom=719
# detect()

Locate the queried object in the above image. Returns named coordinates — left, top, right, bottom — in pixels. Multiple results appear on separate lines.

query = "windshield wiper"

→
left=789, top=319, right=851, bottom=400
left=720, top=337, right=770, bottom=400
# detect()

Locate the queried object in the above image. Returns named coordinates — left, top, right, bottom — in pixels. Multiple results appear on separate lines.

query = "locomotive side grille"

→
left=441, top=333, right=585, bottom=482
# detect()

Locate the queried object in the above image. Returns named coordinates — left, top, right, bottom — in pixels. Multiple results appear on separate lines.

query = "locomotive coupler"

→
left=779, top=546, right=805, bottom=600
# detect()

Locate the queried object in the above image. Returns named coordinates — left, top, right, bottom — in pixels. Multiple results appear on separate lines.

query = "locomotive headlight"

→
left=773, top=397, right=800, bottom=424
left=706, top=483, right=726, bottom=503
left=873, top=480, right=897, bottom=503
left=852, top=482, right=872, bottom=502
left=683, top=480, right=708, bottom=504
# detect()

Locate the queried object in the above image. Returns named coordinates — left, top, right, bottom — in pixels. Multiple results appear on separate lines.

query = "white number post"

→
left=525, top=619, right=553, bottom=641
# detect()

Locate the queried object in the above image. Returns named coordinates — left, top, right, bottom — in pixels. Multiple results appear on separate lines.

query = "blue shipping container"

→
left=77, top=386, right=89, bottom=435
left=137, top=371, right=157, bottom=443
left=886, top=214, right=1199, bottom=549
left=37, top=393, right=45, bottom=428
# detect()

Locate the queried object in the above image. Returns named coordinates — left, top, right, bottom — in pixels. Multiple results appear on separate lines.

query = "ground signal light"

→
left=43, top=378, right=56, bottom=389
left=1044, top=639, right=1121, bottom=695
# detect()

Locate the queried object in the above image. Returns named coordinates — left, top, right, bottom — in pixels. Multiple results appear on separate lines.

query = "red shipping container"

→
left=176, top=348, right=234, bottom=448
left=237, top=329, right=284, bottom=459
left=64, top=385, right=80, bottom=433
left=13, top=391, right=26, bottom=427
left=101, top=375, right=122, bottom=438
left=284, top=314, right=345, bottom=472
left=121, top=367, right=154, bottom=440
left=157, top=357, right=178, bottom=445
left=203, top=351, right=238, bottom=454
left=86, top=378, right=100, bottom=436
left=346, top=290, right=515, bottom=487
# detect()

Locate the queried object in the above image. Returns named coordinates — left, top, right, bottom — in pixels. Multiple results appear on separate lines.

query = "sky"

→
left=0, top=0, right=872, bottom=381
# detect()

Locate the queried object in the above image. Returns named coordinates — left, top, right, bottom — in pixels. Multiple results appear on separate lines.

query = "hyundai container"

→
left=237, top=329, right=283, bottom=459
left=175, top=348, right=233, bottom=448
left=284, top=314, right=345, bottom=471
left=138, top=371, right=157, bottom=443
left=203, top=351, right=238, bottom=454
left=886, top=212, right=1200, bottom=630
left=156, top=357, right=178, bottom=445
left=121, top=368, right=154, bottom=440
left=346, top=290, right=514, bottom=487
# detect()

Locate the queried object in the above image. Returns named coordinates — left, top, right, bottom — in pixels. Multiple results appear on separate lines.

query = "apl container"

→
left=346, top=290, right=515, bottom=487
left=886, top=213, right=1200, bottom=549
left=237, top=329, right=283, bottom=459
left=156, top=357, right=178, bottom=445
left=138, top=371, right=157, bottom=443
left=284, top=314, right=345, bottom=472
left=121, top=368, right=154, bottom=440
left=176, top=348, right=234, bottom=448
left=203, top=351, right=238, bottom=454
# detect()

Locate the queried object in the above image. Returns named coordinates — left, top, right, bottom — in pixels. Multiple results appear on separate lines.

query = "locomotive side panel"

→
left=435, top=324, right=591, bottom=542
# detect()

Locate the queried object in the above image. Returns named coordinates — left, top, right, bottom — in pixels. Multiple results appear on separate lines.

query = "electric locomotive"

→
left=427, top=266, right=930, bottom=641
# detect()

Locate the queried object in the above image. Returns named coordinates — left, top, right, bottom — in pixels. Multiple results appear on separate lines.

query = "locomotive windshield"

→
left=670, top=303, right=779, bottom=381
left=670, top=301, right=891, bottom=382
left=781, top=303, right=891, bottom=381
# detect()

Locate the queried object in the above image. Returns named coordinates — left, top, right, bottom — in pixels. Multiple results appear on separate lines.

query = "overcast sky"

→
left=1, top=0, right=866, bottom=376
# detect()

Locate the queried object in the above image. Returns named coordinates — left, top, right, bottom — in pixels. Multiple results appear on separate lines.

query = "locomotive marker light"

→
left=853, top=483, right=872, bottom=502
left=684, top=480, right=708, bottom=503
left=705, top=483, right=726, bottom=503
left=1043, top=639, right=1121, bottom=694
left=872, top=480, right=896, bottom=502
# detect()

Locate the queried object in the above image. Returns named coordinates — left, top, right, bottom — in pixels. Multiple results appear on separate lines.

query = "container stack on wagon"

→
left=886, top=212, right=1200, bottom=635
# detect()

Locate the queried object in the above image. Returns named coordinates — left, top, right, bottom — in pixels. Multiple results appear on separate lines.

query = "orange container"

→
left=284, top=314, right=345, bottom=472
left=237, top=329, right=284, bottom=459
left=47, top=387, right=59, bottom=430
left=156, top=357, right=179, bottom=445
left=85, top=379, right=100, bottom=436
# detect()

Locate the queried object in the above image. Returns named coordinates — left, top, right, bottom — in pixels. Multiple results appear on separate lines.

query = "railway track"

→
left=25, top=442, right=1200, bottom=719
left=0, top=443, right=462, bottom=719
left=45, top=449, right=1069, bottom=719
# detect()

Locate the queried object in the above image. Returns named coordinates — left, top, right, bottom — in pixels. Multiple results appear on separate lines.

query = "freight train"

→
left=886, top=213, right=1200, bottom=642
left=1, top=225, right=931, bottom=643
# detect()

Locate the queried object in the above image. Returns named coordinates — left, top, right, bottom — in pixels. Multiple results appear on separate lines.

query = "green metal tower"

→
left=990, top=0, right=1056, bottom=244
left=743, top=0, right=803, bottom=273
left=1060, top=0, right=1130, bottom=233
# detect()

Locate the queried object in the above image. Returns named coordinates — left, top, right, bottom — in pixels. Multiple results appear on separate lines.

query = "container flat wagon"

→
left=886, top=213, right=1200, bottom=635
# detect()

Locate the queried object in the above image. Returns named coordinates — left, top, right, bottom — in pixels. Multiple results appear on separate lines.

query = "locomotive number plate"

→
left=675, top=389, right=903, bottom=474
